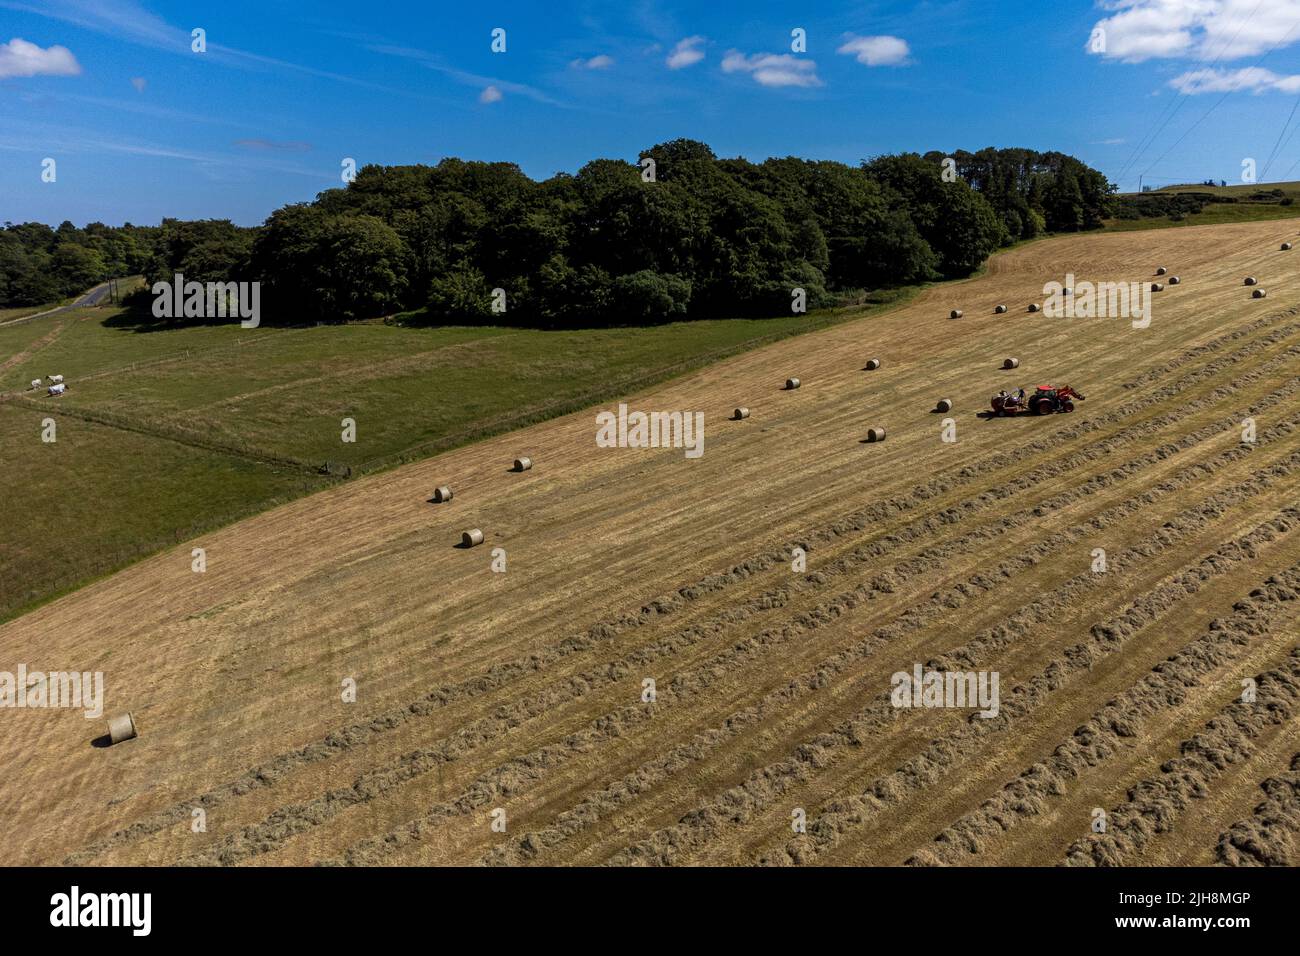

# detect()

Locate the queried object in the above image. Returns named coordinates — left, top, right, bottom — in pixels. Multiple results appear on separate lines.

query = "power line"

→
left=1261, top=92, right=1300, bottom=180
left=1115, top=0, right=1269, bottom=188
left=1142, top=10, right=1300, bottom=181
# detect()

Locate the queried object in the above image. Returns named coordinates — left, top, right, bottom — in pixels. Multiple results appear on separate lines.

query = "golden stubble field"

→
left=2, top=218, right=1298, bottom=866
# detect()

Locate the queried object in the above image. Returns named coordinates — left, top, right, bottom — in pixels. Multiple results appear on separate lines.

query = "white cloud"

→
left=0, top=37, right=81, bottom=78
left=666, top=36, right=706, bottom=69
left=836, top=34, right=911, bottom=67
left=570, top=54, right=614, bottom=70
left=1087, top=0, right=1300, bottom=63
left=130, top=75, right=146, bottom=92
left=1169, top=66, right=1300, bottom=94
left=479, top=84, right=503, bottom=103
left=721, top=51, right=822, bottom=88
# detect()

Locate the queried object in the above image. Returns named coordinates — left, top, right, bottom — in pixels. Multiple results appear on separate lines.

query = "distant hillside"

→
left=1106, top=181, right=1300, bottom=231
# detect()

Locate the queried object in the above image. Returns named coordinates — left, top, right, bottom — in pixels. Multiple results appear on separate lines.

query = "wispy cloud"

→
left=235, top=138, right=313, bottom=152
left=0, top=0, right=182, bottom=50
left=721, top=51, right=821, bottom=88
left=837, top=35, right=911, bottom=67
left=570, top=54, right=614, bottom=70
left=365, top=42, right=571, bottom=108
left=0, top=37, right=81, bottom=78
left=1, top=0, right=453, bottom=105
left=0, top=121, right=328, bottom=178
left=1169, top=66, right=1300, bottom=94
left=666, top=35, right=706, bottom=69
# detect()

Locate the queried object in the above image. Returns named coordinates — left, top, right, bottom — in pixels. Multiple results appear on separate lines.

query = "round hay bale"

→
left=107, top=713, right=137, bottom=745
left=1027, top=303, right=1040, bottom=313
left=1283, top=243, right=1293, bottom=251
left=950, top=309, right=963, bottom=319
left=865, top=427, right=887, bottom=443
left=1245, top=276, right=1258, bottom=286
left=1151, top=282, right=1164, bottom=292
left=433, top=486, right=453, bottom=503
left=785, top=377, right=801, bottom=390
left=1155, top=267, right=1167, bottom=276
left=864, top=358, right=881, bottom=370
left=1168, top=276, right=1181, bottom=285
left=994, top=304, right=1007, bottom=314
left=513, top=457, right=533, bottom=472
left=1253, top=288, right=1267, bottom=299
left=461, top=529, right=484, bottom=547
left=1002, top=357, right=1020, bottom=369
left=935, top=398, right=953, bottom=413
left=732, top=407, right=750, bottom=420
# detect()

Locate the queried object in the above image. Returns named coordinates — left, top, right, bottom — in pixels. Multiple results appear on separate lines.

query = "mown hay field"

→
left=1, top=218, right=1298, bottom=866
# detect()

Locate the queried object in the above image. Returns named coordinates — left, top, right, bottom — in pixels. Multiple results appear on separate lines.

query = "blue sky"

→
left=5, top=0, right=1300, bottom=226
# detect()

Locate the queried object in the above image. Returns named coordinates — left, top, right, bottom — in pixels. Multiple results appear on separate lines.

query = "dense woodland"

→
left=1, top=142, right=1114, bottom=325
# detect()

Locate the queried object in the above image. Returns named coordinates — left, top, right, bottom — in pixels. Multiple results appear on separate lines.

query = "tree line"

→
left=0, top=221, right=155, bottom=308
left=1, top=141, right=1115, bottom=324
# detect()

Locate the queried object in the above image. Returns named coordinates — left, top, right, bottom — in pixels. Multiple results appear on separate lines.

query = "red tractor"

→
left=991, top=384, right=1085, bottom=416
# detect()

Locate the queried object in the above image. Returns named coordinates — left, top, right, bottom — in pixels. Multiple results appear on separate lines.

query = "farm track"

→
left=0, top=318, right=70, bottom=376
left=3, top=219, right=1299, bottom=866
left=2, top=393, right=328, bottom=474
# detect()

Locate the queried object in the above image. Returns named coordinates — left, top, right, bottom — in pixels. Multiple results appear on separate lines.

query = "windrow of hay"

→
left=1216, top=752, right=1300, bottom=866
left=913, top=565, right=1300, bottom=866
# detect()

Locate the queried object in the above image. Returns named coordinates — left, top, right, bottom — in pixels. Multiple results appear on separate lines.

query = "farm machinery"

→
left=991, top=384, right=1085, bottom=416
